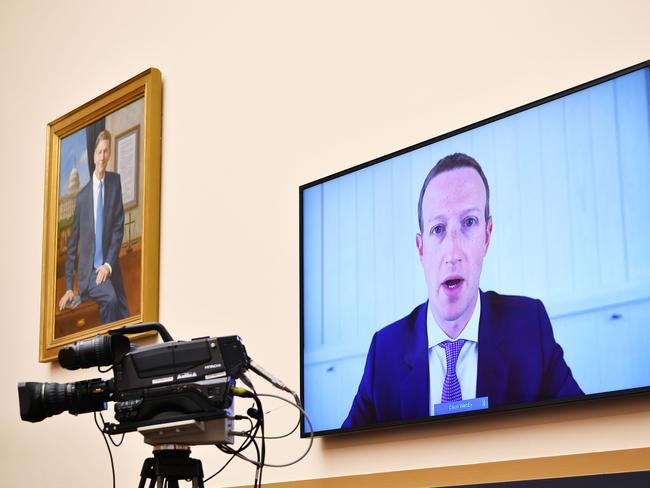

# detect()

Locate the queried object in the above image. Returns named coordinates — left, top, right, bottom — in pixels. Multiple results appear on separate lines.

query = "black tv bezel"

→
left=299, top=60, right=650, bottom=438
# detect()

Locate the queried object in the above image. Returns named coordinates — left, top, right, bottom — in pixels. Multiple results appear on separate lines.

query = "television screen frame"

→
left=299, top=60, right=650, bottom=437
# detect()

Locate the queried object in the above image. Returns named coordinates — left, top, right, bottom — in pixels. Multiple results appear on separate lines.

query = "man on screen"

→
left=342, top=153, right=583, bottom=428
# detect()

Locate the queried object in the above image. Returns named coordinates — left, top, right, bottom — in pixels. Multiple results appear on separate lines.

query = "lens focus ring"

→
left=43, top=383, right=68, bottom=417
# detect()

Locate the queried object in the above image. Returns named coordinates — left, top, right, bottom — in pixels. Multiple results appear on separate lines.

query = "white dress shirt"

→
left=92, top=173, right=104, bottom=224
left=427, top=295, right=480, bottom=414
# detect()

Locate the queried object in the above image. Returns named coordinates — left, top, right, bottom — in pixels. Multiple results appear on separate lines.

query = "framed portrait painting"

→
left=39, top=68, right=162, bottom=362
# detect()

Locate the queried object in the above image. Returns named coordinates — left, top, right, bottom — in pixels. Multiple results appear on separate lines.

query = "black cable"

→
left=217, top=422, right=260, bottom=460
left=258, top=392, right=314, bottom=467
left=203, top=450, right=237, bottom=483
left=225, top=392, right=314, bottom=468
left=216, top=439, right=261, bottom=488
left=243, top=377, right=263, bottom=486
left=247, top=392, right=265, bottom=486
left=259, top=397, right=265, bottom=487
left=93, top=412, right=116, bottom=488
left=108, top=433, right=125, bottom=447
left=216, top=393, right=267, bottom=487
left=204, top=418, right=256, bottom=484
left=257, top=405, right=300, bottom=439
left=99, top=411, right=125, bottom=447
left=237, top=410, right=262, bottom=453
left=218, top=388, right=315, bottom=484
left=240, top=416, right=255, bottom=434
left=216, top=419, right=263, bottom=487
left=252, top=437, right=261, bottom=488
left=205, top=415, right=261, bottom=484
left=241, top=436, right=261, bottom=488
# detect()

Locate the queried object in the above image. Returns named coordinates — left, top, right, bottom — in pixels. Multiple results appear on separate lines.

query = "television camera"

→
left=18, top=323, right=256, bottom=435
left=18, top=323, right=309, bottom=486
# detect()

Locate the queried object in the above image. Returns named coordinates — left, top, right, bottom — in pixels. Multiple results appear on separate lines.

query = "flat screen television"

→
left=300, top=61, right=650, bottom=436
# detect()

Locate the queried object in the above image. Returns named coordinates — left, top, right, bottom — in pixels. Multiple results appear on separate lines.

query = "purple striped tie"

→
left=440, top=339, right=466, bottom=403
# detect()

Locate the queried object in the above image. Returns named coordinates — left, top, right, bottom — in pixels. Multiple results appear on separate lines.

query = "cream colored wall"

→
left=2, top=1, right=650, bottom=487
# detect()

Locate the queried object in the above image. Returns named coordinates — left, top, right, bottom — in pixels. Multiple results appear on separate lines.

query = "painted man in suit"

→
left=58, top=129, right=129, bottom=324
left=342, top=153, right=583, bottom=428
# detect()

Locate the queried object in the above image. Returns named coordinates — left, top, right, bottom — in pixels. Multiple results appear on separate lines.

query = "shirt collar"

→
left=93, top=172, right=104, bottom=188
left=426, top=293, right=481, bottom=347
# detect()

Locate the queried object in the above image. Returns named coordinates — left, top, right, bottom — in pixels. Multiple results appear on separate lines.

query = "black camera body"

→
left=18, top=324, right=250, bottom=434
left=110, top=334, right=247, bottom=432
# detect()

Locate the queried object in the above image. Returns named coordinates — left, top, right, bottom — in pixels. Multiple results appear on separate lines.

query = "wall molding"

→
left=230, top=447, right=650, bottom=488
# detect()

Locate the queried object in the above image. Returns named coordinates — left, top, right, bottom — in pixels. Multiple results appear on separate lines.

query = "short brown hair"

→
left=417, top=153, right=490, bottom=233
left=95, top=129, right=112, bottom=150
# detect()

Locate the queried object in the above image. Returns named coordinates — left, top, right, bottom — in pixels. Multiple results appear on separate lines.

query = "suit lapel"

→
left=102, top=173, right=111, bottom=235
left=400, top=303, right=430, bottom=419
left=86, top=184, right=95, bottom=240
left=476, top=291, right=509, bottom=407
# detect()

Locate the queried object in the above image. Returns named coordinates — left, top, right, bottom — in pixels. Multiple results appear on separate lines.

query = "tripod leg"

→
left=138, top=476, right=155, bottom=488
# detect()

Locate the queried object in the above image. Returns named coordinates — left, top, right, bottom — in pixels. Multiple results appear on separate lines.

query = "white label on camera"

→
left=152, top=376, right=174, bottom=385
left=177, top=372, right=197, bottom=380
left=206, top=372, right=227, bottom=380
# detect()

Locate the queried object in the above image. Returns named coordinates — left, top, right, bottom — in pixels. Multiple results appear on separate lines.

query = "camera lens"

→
left=58, top=334, right=130, bottom=370
left=17, top=379, right=112, bottom=423
left=18, top=382, right=65, bottom=422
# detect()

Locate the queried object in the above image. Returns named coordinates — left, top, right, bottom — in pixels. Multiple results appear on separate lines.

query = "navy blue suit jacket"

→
left=65, top=171, right=127, bottom=303
left=342, top=291, right=583, bottom=428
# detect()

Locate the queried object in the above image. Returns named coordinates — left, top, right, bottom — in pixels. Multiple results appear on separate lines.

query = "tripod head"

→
left=139, top=444, right=205, bottom=488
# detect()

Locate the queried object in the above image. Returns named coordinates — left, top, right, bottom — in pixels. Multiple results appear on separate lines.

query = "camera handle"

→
left=138, top=444, right=204, bottom=488
left=109, top=322, right=174, bottom=342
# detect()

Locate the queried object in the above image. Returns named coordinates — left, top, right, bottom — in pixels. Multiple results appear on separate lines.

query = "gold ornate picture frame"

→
left=39, top=68, right=162, bottom=362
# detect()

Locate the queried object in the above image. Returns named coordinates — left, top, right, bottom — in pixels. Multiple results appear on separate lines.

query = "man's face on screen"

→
left=416, top=167, right=492, bottom=337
